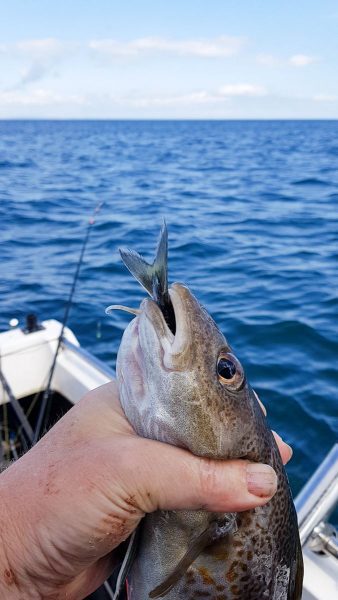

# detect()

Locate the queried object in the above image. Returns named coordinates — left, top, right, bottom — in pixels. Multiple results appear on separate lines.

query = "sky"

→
left=0, top=0, right=338, bottom=119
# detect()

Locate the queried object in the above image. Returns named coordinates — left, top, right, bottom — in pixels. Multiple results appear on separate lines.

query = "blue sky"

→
left=0, top=0, right=337, bottom=118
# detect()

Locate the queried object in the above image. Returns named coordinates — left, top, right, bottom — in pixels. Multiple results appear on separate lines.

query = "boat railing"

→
left=295, top=443, right=338, bottom=557
left=61, top=337, right=115, bottom=380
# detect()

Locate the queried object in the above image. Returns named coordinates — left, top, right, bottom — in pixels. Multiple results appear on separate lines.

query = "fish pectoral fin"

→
left=149, top=515, right=237, bottom=599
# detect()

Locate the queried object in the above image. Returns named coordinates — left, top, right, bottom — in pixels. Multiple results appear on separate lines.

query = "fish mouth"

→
left=142, top=282, right=190, bottom=361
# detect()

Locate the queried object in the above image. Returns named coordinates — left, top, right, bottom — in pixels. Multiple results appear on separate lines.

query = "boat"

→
left=0, top=316, right=337, bottom=599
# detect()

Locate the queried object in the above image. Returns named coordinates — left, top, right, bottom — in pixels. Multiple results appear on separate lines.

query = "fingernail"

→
left=272, top=430, right=293, bottom=463
left=285, top=443, right=293, bottom=460
left=246, top=463, right=277, bottom=498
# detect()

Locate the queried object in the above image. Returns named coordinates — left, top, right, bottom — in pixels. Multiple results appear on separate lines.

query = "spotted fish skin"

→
left=116, top=280, right=303, bottom=600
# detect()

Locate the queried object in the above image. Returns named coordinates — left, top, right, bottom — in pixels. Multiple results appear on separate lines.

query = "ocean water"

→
left=0, top=119, right=337, bottom=495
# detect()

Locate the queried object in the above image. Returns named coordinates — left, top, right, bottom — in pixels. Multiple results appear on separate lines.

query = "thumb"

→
left=125, top=437, right=278, bottom=514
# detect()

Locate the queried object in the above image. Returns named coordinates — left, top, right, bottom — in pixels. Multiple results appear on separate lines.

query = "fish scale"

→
left=112, top=225, right=303, bottom=599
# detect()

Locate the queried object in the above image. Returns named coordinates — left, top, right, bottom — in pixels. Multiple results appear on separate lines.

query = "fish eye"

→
left=217, top=353, right=244, bottom=388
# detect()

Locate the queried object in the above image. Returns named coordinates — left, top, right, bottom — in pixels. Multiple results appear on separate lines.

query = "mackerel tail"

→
left=119, top=221, right=176, bottom=334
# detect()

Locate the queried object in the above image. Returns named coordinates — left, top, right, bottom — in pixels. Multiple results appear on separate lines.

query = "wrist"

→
left=0, top=467, right=42, bottom=600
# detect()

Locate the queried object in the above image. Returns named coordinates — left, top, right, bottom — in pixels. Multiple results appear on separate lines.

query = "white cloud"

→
left=108, top=84, right=267, bottom=108
left=289, top=54, right=317, bottom=67
left=89, top=35, right=246, bottom=59
left=218, top=83, right=267, bottom=97
left=0, top=38, right=72, bottom=61
left=257, top=53, right=318, bottom=68
left=1, top=36, right=244, bottom=61
left=15, top=38, right=68, bottom=59
left=0, top=38, right=75, bottom=89
left=313, top=94, right=337, bottom=102
left=0, top=88, right=86, bottom=106
left=0, top=81, right=268, bottom=111
left=125, top=91, right=224, bottom=107
left=0, top=35, right=246, bottom=90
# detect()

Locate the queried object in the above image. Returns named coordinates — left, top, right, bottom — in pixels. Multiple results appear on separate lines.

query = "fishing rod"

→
left=0, top=350, right=33, bottom=461
left=32, top=201, right=103, bottom=445
left=0, top=367, right=34, bottom=444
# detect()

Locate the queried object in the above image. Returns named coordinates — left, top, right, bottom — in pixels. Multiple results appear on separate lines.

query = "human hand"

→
left=0, top=381, right=292, bottom=599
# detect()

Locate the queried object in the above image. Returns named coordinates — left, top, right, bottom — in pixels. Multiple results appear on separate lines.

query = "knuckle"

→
left=197, top=457, right=220, bottom=499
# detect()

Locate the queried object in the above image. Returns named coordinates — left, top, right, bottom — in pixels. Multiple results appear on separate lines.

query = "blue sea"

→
left=0, top=120, right=337, bottom=495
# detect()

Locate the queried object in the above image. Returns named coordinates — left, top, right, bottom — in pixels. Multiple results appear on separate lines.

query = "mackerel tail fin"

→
left=119, top=221, right=169, bottom=303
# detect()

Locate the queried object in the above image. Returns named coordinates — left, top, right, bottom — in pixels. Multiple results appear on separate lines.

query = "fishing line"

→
left=13, top=363, right=55, bottom=448
left=32, top=201, right=103, bottom=445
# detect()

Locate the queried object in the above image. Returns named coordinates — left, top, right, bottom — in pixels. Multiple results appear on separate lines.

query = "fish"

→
left=108, top=223, right=303, bottom=600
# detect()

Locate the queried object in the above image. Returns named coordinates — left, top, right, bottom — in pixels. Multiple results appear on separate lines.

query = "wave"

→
left=0, top=159, right=36, bottom=169
left=292, top=177, right=330, bottom=186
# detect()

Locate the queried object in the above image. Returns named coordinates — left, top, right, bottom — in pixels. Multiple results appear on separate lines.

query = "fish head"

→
left=117, top=281, right=267, bottom=460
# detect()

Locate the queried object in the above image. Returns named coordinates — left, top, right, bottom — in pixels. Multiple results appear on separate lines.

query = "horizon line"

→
left=0, top=117, right=338, bottom=122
